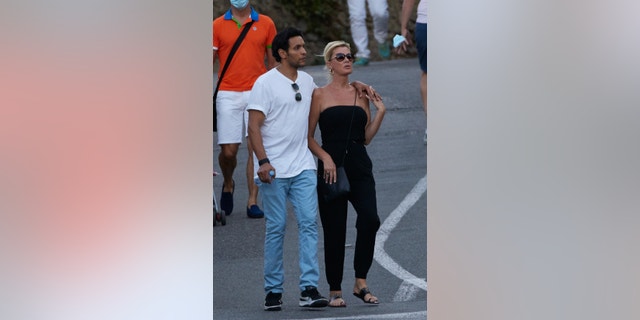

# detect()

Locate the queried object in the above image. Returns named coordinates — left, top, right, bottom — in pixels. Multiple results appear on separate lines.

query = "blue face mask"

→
left=230, top=0, right=249, bottom=9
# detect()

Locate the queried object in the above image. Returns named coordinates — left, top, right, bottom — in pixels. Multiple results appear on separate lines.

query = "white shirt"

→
left=417, top=0, right=428, bottom=24
left=247, top=68, right=317, bottom=178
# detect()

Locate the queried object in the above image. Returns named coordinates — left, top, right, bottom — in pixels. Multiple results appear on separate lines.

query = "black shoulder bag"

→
left=319, top=93, right=358, bottom=202
left=213, top=20, right=254, bottom=132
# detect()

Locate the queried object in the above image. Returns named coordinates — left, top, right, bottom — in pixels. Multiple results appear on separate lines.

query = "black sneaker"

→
left=264, top=291, right=282, bottom=311
left=299, top=286, right=329, bottom=307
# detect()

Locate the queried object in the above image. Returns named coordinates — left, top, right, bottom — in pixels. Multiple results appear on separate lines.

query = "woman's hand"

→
left=322, top=159, right=338, bottom=184
left=370, top=95, right=386, bottom=113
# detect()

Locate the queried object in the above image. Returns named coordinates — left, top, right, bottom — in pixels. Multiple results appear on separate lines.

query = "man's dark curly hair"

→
left=272, top=27, right=304, bottom=63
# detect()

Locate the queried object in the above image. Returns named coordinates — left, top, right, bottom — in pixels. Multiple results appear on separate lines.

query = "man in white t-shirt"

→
left=247, top=27, right=378, bottom=311
left=247, top=27, right=327, bottom=312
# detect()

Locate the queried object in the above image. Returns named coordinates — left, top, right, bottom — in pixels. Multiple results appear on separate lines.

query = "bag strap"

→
left=214, top=20, right=254, bottom=99
left=339, top=88, right=358, bottom=166
left=213, top=20, right=255, bottom=130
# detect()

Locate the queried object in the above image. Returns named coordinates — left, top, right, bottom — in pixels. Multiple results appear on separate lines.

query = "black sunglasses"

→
left=291, top=83, right=302, bottom=102
left=331, top=53, right=354, bottom=62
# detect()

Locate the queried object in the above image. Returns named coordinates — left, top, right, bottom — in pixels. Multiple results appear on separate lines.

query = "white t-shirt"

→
left=417, top=0, right=427, bottom=24
left=247, top=68, right=317, bottom=179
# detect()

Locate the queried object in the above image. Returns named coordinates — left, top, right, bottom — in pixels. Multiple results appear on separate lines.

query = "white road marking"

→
left=393, top=279, right=423, bottom=302
left=284, top=311, right=427, bottom=320
left=286, top=176, right=428, bottom=320
left=374, top=175, right=428, bottom=296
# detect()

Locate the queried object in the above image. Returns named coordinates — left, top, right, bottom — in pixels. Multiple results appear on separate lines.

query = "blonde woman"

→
left=307, top=41, right=386, bottom=307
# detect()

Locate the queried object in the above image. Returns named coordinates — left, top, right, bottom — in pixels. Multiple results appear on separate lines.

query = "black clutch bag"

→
left=319, top=166, right=350, bottom=202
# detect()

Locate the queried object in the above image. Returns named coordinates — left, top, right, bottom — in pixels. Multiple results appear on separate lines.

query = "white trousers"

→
left=347, top=0, right=389, bottom=59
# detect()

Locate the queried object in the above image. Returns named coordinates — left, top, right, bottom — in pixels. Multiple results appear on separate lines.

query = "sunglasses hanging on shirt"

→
left=291, top=83, right=302, bottom=102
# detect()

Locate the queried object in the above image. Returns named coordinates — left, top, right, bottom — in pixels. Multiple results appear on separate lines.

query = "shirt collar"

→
left=224, top=7, right=259, bottom=21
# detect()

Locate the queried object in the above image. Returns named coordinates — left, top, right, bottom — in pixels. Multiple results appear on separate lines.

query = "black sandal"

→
left=353, top=287, right=379, bottom=304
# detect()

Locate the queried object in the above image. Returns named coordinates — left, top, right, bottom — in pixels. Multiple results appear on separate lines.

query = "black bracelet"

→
left=258, top=158, right=270, bottom=166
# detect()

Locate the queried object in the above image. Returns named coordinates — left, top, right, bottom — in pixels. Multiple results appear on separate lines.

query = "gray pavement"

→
left=213, top=57, right=427, bottom=320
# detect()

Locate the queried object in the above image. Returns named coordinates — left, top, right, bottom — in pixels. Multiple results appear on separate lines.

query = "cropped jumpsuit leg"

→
left=318, top=141, right=381, bottom=292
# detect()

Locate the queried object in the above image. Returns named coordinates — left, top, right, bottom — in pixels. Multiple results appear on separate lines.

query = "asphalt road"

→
left=213, top=57, right=427, bottom=320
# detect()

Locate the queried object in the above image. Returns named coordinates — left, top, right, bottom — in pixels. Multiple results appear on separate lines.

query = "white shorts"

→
left=215, top=90, right=251, bottom=145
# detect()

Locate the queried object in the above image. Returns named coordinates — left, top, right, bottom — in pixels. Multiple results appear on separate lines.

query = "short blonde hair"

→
left=323, top=41, right=351, bottom=80
left=323, top=40, right=351, bottom=64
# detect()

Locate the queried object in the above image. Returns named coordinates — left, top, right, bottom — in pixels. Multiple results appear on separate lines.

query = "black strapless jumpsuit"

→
left=317, top=105, right=381, bottom=291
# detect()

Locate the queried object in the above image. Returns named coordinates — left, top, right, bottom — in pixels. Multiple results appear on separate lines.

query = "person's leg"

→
left=318, top=184, right=349, bottom=306
left=317, top=178, right=349, bottom=293
left=347, top=0, right=371, bottom=61
left=421, top=71, right=427, bottom=116
left=245, top=138, right=262, bottom=216
left=368, top=0, right=390, bottom=46
left=259, top=176, right=289, bottom=294
left=351, top=197, right=380, bottom=282
left=216, top=91, right=246, bottom=214
left=348, top=164, right=380, bottom=303
left=290, top=170, right=329, bottom=307
left=415, top=22, right=428, bottom=143
left=422, top=72, right=428, bottom=142
left=219, top=144, right=239, bottom=191
left=288, top=169, right=321, bottom=291
left=241, top=92, right=263, bottom=218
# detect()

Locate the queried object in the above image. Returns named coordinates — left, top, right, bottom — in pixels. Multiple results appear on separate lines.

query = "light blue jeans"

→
left=257, top=169, right=320, bottom=294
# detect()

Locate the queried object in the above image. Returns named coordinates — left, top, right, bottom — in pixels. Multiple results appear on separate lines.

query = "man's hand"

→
left=396, top=29, right=412, bottom=54
left=351, top=81, right=382, bottom=101
left=257, top=163, right=275, bottom=183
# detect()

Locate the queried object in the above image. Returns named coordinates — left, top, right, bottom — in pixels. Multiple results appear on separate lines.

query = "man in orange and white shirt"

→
left=213, top=0, right=276, bottom=218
